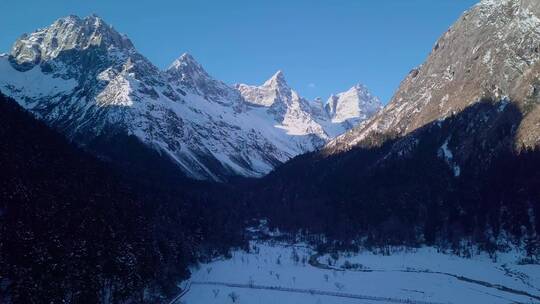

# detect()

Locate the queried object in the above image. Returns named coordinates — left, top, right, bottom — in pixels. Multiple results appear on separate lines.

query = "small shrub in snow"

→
left=326, top=257, right=333, bottom=266
left=517, top=257, right=539, bottom=265
left=291, top=248, right=300, bottom=264
left=341, top=260, right=366, bottom=270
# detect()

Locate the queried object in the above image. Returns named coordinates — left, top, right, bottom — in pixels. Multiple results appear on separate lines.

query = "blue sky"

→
left=0, top=0, right=478, bottom=103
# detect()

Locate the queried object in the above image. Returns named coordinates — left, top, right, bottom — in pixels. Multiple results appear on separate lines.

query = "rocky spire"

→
left=167, top=52, right=211, bottom=83
left=263, top=70, right=288, bottom=89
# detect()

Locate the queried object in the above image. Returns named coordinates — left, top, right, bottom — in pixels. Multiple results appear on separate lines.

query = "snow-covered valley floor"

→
left=177, top=241, right=540, bottom=304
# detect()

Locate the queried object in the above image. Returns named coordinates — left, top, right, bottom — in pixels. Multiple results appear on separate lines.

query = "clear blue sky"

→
left=0, top=0, right=478, bottom=103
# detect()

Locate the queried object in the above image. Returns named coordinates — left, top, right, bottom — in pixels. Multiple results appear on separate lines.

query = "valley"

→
left=1, top=0, right=540, bottom=303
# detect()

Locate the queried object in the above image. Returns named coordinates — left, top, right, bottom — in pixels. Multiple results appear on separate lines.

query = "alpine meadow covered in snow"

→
left=1, top=0, right=540, bottom=303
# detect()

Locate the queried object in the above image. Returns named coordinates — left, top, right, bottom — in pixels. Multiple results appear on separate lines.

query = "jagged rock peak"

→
left=165, top=52, right=242, bottom=106
left=235, top=70, right=293, bottom=107
left=263, top=70, right=288, bottom=89
left=325, top=83, right=382, bottom=126
left=10, top=14, right=134, bottom=66
left=350, top=83, right=368, bottom=91
left=167, top=52, right=210, bottom=80
left=169, top=52, right=200, bottom=69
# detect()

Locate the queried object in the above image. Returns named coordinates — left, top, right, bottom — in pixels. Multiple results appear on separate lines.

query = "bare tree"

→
left=291, top=248, right=300, bottom=264
left=228, top=292, right=239, bottom=303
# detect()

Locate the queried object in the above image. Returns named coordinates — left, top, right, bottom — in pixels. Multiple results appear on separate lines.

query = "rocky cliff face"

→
left=327, top=0, right=540, bottom=153
left=0, top=15, right=380, bottom=181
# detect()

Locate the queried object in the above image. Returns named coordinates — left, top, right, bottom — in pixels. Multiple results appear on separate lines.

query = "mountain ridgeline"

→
left=0, top=15, right=380, bottom=182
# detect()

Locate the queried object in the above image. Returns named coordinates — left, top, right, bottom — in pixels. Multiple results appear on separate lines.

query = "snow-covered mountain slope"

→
left=326, top=0, right=540, bottom=154
left=0, top=15, right=380, bottom=181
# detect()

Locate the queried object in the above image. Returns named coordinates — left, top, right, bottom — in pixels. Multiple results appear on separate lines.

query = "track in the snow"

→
left=176, top=281, right=450, bottom=304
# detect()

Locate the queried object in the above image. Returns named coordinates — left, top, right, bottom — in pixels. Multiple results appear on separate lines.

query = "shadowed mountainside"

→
left=245, top=100, right=540, bottom=254
left=0, top=92, right=245, bottom=303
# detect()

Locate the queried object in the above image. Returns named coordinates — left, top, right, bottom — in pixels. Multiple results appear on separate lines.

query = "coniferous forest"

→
left=250, top=101, right=540, bottom=255
left=0, top=93, right=245, bottom=303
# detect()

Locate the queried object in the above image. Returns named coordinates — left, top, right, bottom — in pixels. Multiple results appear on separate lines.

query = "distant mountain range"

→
left=0, top=15, right=381, bottom=181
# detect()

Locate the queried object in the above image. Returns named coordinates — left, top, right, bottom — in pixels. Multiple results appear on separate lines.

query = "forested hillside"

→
left=250, top=101, right=540, bottom=256
left=0, top=92, right=244, bottom=303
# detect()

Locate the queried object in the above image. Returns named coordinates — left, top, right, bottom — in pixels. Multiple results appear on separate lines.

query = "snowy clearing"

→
left=177, top=241, right=540, bottom=304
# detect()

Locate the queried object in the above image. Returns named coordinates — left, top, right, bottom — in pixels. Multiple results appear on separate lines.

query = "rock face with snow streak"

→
left=325, top=84, right=382, bottom=129
left=327, top=0, right=540, bottom=154
left=0, top=15, right=380, bottom=181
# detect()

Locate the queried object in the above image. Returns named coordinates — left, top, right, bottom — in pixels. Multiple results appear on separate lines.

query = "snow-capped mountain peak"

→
left=263, top=70, right=288, bottom=89
left=10, top=14, right=134, bottom=68
left=167, top=52, right=209, bottom=80
left=325, top=83, right=382, bottom=127
left=166, top=52, right=243, bottom=106
left=236, top=71, right=283, bottom=107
